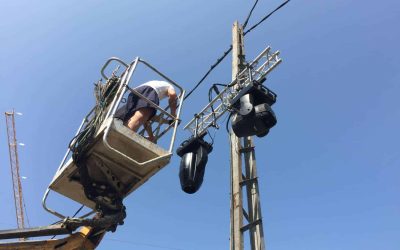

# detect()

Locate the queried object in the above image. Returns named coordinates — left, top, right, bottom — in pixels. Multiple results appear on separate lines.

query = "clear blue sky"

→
left=1, top=1, right=399, bottom=249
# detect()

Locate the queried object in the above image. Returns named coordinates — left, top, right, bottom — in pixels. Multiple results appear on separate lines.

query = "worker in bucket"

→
left=115, top=80, right=177, bottom=141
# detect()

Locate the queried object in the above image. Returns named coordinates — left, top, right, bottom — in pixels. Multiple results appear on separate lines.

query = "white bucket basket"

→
left=43, top=57, right=185, bottom=219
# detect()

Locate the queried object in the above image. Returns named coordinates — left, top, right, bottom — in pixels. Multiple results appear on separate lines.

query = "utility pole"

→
left=182, top=19, right=281, bottom=250
left=5, top=110, right=26, bottom=232
left=230, top=21, right=266, bottom=250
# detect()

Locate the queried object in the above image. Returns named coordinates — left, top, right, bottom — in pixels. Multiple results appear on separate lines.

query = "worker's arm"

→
left=167, top=87, right=178, bottom=117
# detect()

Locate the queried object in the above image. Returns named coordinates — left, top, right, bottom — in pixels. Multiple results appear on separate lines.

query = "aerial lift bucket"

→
left=42, top=57, right=185, bottom=219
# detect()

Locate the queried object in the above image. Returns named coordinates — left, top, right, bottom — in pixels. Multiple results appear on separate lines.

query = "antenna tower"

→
left=5, top=110, right=25, bottom=230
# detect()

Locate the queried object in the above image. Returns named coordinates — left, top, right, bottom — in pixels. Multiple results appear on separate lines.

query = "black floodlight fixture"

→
left=176, top=131, right=213, bottom=194
left=231, top=80, right=277, bottom=138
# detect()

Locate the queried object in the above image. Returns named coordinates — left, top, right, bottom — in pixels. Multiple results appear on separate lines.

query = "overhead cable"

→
left=184, top=46, right=232, bottom=101
left=244, top=0, right=291, bottom=36
left=243, top=0, right=260, bottom=29
left=184, top=0, right=291, bottom=101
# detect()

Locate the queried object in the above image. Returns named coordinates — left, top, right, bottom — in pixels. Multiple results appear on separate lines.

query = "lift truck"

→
left=0, top=57, right=185, bottom=249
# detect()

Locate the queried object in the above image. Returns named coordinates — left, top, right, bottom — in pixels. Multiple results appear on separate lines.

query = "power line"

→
left=243, top=0, right=260, bottom=29
left=184, top=0, right=290, bottom=101
left=184, top=0, right=258, bottom=101
left=244, top=0, right=291, bottom=36
left=183, top=46, right=232, bottom=101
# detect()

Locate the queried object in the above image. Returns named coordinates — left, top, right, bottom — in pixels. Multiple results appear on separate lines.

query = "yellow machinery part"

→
left=0, top=226, right=105, bottom=250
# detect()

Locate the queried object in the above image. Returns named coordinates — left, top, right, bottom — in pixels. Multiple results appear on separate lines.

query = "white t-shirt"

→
left=139, top=80, right=173, bottom=100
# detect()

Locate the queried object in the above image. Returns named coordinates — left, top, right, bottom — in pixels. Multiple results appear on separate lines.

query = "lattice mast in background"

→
left=5, top=110, right=25, bottom=229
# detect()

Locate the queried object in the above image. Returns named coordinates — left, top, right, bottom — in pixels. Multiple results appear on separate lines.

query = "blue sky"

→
left=1, top=1, right=399, bottom=249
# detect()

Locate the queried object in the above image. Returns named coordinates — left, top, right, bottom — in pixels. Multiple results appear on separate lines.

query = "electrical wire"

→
left=206, top=108, right=230, bottom=145
left=208, top=83, right=229, bottom=127
left=184, top=46, right=232, bottom=101
left=50, top=205, right=86, bottom=239
left=243, top=0, right=260, bottom=30
left=184, top=0, right=290, bottom=102
left=226, top=112, right=233, bottom=133
left=69, top=77, right=120, bottom=160
left=244, top=0, right=291, bottom=36
left=49, top=76, right=118, bottom=236
left=72, top=205, right=85, bottom=217
left=68, top=76, right=121, bottom=208
left=206, top=128, right=217, bottom=145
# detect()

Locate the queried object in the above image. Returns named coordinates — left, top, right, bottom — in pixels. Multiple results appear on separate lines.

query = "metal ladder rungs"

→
left=240, top=218, right=262, bottom=232
left=239, top=146, right=255, bottom=153
left=240, top=177, right=258, bottom=186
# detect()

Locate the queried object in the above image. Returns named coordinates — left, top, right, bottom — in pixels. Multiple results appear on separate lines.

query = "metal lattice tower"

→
left=5, top=110, right=25, bottom=230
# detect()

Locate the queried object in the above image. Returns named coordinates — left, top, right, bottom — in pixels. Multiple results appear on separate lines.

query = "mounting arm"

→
left=183, top=45, right=282, bottom=136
